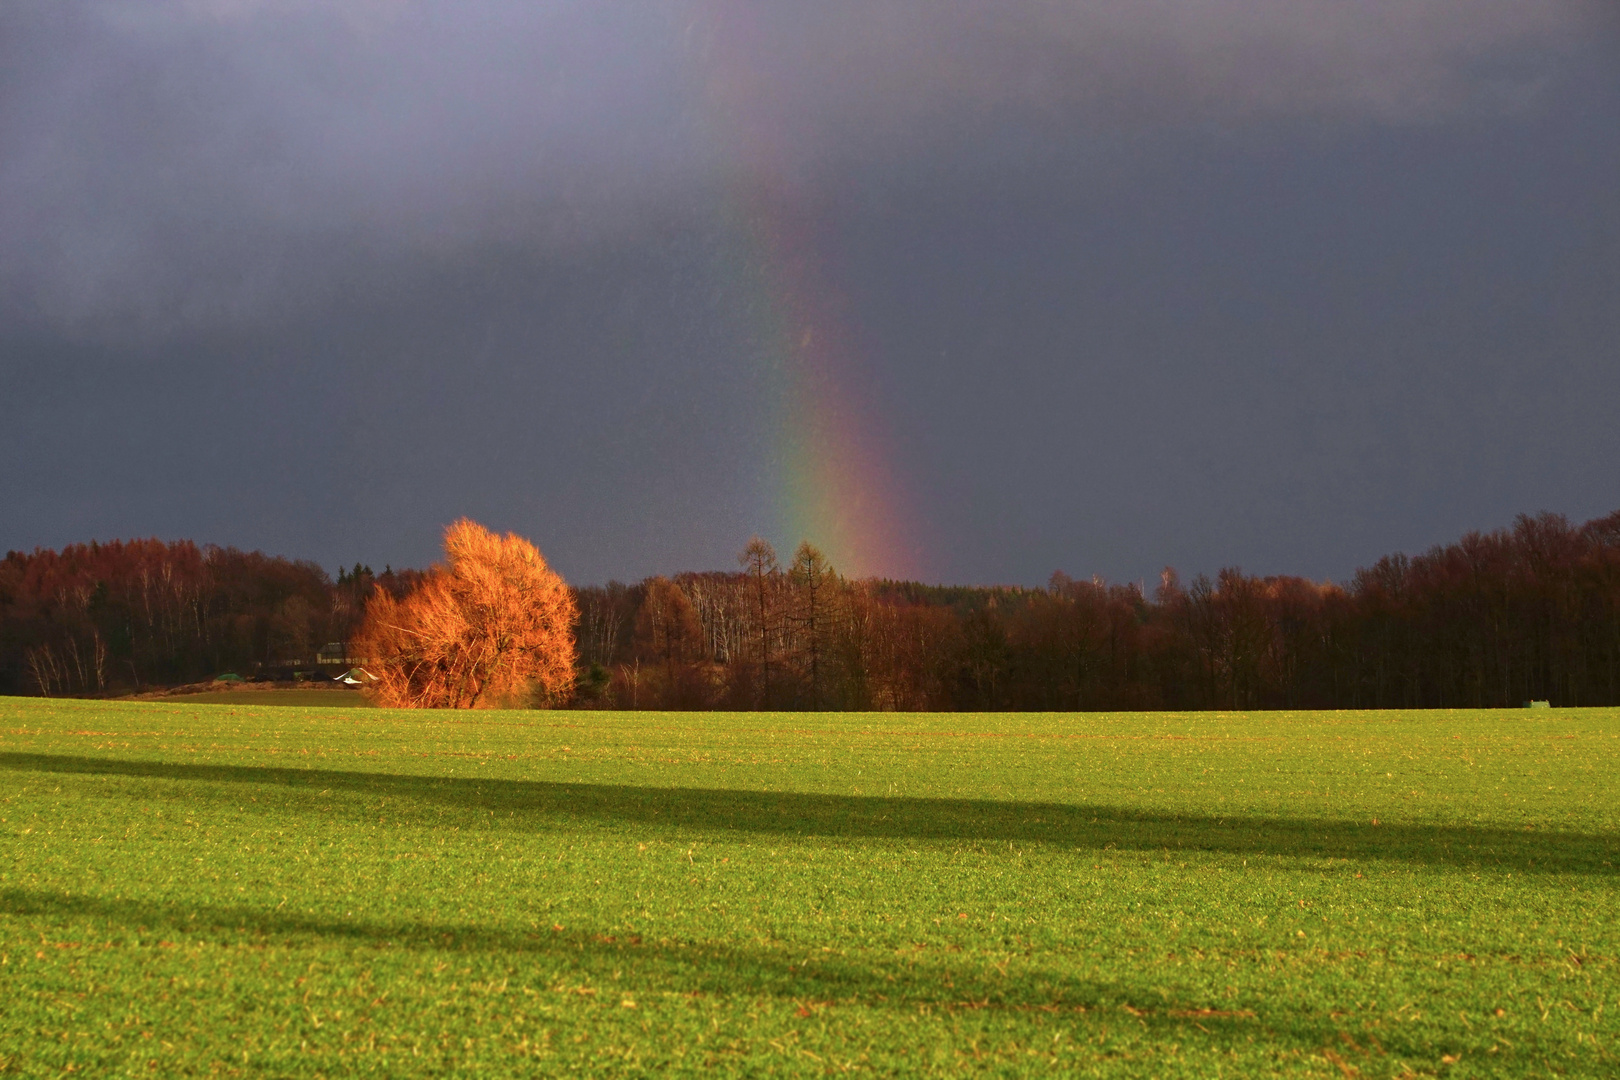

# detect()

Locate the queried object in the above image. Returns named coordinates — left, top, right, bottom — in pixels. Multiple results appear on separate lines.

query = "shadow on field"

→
left=0, top=884, right=1442, bottom=1063
left=3, top=751, right=1615, bottom=874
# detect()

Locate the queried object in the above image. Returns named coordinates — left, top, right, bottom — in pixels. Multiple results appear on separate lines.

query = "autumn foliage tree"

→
left=355, top=520, right=576, bottom=708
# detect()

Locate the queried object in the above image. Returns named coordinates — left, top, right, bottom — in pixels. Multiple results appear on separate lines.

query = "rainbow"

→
left=692, top=3, right=922, bottom=581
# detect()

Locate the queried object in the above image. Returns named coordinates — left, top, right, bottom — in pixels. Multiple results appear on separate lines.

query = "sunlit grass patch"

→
left=1, top=698, right=1616, bottom=1076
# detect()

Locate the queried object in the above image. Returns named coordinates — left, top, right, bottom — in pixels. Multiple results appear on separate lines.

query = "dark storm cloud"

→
left=0, top=1, right=708, bottom=335
left=2, top=1, right=1617, bottom=584
left=714, top=0, right=1604, bottom=138
left=1, top=0, right=1604, bottom=335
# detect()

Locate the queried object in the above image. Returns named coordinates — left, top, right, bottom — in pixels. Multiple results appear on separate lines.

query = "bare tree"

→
left=678, top=572, right=749, bottom=666
left=356, top=520, right=577, bottom=708
left=790, top=541, right=834, bottom=709
left=633, top=576, right=709, bottom=707
left=576, top=581, right=635, bottom=668
left=738, top=537, right=779, bottom=708
left=25, top=645, right=61, bottom=697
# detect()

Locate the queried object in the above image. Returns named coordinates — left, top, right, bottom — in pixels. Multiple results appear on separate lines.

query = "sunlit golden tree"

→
left=356, top=519, right=577, bottom=708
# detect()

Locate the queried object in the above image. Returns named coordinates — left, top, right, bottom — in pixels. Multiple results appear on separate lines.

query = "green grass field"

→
left=1, top=699, right=1615, bottom=1077
left=140, top=689, right=373, bottom=709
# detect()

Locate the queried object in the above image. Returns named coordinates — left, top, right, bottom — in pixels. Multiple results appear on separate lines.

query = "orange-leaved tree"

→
left=355, top=519, right=577, bottom=708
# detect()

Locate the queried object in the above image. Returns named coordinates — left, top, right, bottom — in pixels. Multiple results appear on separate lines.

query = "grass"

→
left=142, top=689, right=373, bottom=708
left=1, top=699, right=1615, bottom=1077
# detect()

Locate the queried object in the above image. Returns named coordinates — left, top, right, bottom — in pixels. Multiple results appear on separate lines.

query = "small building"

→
left=317, top=642, right=353, bottom=667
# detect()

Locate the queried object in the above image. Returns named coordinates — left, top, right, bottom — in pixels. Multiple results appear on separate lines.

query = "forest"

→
left=3, top=509, right=1619, bottom=710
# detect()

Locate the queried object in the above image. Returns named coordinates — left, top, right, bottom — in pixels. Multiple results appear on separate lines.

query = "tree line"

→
left=4, top=508, right=1619, bottom=708
left=0, top=541, right=422, bottom=696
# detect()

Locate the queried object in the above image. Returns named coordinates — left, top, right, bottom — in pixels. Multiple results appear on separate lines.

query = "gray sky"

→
left=3, top=0, right=1618, bottom=585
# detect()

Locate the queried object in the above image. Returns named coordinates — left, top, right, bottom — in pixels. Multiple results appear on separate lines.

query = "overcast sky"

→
left=3, top=0, right=1618, bottom=586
